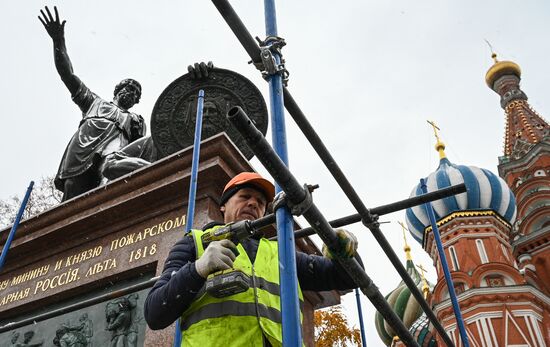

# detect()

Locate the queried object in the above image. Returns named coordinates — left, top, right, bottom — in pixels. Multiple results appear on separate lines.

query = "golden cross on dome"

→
left=398, top=221, right=412, bottom=261
left=417, top=264, right=428, bottom=277
left=483, top=39, right=499, bottom=63
left=427, top=120, right=441, bottom=141
left=427, top=120, right=447, bottom=159
left=416, top=264, right=430, bottom=299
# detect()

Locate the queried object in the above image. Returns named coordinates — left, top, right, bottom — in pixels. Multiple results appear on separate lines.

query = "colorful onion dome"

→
left=405, top=124, right=517, bottom=244
left=409, top=313, right=438, bottom=347
left=375, top=255, right=430, bottom=346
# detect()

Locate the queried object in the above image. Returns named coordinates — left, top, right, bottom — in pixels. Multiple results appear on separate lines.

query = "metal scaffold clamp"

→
left=273, top=183, right=318, bottom=216
left=252, top=36, right=290, bottom=86
left=363, top=213, right=380, bottom=229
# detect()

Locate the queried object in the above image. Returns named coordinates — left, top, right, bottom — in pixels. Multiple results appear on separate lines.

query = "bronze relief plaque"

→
left=151, top=68, right=269, bottom=159
left=0, top=288, right=149, bottom=347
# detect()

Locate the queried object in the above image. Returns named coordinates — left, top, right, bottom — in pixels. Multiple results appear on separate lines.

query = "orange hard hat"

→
left=220, top=172, right=275, bottom=205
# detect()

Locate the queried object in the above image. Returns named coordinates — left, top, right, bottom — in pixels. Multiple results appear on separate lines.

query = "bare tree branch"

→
left=0, top=176, right=62, bottom=229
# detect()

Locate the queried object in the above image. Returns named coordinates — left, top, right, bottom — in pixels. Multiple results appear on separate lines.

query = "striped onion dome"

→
left=405, top=154, right=517, bottom=244
left=375, top=256, right=431, bottom=346
left=409, top=312, right=437, bottom=347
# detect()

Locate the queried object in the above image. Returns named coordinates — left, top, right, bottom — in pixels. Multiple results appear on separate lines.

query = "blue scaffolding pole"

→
left=420, top=178, right=469, bottom=347
left=263, top=1, right=302, bottom=345
left=355, top=288, right=367, bottom=346
left=185, top=89, right=206, bottom=233
left=0, top=181, right=34, bottom=272
left=174, top=90, right=205, bottom=347
left=0, top=181, right=34, bottom=271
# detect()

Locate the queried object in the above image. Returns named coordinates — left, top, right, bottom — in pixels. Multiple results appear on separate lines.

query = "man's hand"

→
left=322, top=229, right=358, bottom=259
left=195, top=239, right=237, bottom=278
left=38, top=6, right=66, bottom=42
left=187, top=61, right=214, bottom=80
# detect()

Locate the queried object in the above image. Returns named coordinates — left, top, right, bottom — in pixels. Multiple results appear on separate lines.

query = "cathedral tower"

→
left=487, top=54, right=550, bottom=294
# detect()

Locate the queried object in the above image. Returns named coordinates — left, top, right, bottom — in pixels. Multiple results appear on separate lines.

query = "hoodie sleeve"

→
left=144, top=236, right=206, bottom=330
left=296, top=251, right=364, bottom=291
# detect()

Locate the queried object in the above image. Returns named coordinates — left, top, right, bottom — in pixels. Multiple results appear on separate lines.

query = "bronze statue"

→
left=102, top=64, right=269, bottom=181
left=38, top=6, right=146, bottom=201
left=102, top=137, right=157, bottom=181
left=101, top=62, right=215, bottom=181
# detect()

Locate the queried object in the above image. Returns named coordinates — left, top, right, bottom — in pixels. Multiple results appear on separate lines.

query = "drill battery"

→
left=205, top=269, right=251, bottom=298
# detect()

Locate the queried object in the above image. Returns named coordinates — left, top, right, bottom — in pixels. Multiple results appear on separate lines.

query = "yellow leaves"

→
left=314, top=305, right=362, bottom=347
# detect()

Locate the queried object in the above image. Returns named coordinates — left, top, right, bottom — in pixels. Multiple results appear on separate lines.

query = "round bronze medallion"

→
left=150, top=68, right=268, bottom=159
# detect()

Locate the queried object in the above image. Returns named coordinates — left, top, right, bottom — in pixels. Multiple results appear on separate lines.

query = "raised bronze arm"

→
left=38, top=6, right=82, bottom=96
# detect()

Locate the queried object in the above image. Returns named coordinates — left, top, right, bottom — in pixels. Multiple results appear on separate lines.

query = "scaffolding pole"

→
left=0, top=181, right=34, bottom=273
left=421, top=179, right=469, bottom=347
left=228, top=106, right=420, bottom=346
left=355, top=288, right=367, bottom=346
left=244, top=183, right=466, bottom=239
left=174, top=90, right=205, bottom=346
left=209, top=1, right=454, bottom=344
left=262, top=1, right=302, bottom=345
left=283, top=90, right=455, bottom=346
left=288, top=183, right=466, bottom=240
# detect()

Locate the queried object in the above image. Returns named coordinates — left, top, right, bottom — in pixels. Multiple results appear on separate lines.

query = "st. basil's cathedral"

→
left=375, top=54, right=550, bottom=346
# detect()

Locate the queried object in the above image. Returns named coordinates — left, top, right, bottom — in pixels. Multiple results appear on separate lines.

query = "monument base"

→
left=0, top=134, right=340, bottom=346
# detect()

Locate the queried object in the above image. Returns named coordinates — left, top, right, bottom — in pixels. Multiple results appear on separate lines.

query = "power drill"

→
left=201, top=220, right=259, bottom=298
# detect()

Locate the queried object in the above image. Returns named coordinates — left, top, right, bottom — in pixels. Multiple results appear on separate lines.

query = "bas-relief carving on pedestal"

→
left=1, top=291, right=147, bottom=347
left=105, top=293, right=141, bottom=347
left=53, top=313, right=91, bottom=347
left=6, top=330, right=44, bottom=347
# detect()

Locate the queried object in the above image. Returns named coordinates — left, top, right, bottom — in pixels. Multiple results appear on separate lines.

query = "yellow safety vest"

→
left=180, top=226, right=303, bottom=347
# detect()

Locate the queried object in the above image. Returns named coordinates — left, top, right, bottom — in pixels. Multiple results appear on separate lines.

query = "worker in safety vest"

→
left=144, top=172, right=361, bottom=346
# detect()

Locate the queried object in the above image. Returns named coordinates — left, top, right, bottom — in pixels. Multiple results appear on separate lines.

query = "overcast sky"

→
left=2, top=1, right=550, bottom=345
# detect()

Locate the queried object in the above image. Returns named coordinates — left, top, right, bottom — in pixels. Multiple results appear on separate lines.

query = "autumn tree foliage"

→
left=0, top=176, right=61, bottom=229
left=314, top=305, right=362, bottom=347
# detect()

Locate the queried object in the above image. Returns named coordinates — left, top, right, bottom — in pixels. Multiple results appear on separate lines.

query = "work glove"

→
left=195, top=239, right=237, bottom=278
left=322, top=229, right=358, bottom=259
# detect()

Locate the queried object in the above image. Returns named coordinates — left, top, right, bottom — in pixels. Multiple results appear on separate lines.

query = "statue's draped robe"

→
left=110, top=136, right=158, bottom=164
left=54, top=83, right=145, bottom=191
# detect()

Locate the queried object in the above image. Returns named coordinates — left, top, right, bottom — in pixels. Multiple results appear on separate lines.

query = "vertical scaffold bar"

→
left=185, top=89, right=205, bottom=233
left=208, top=2, right=453, bottom=343
left=355, top=288, right=367, bottom=346
left=228, top=106, right=419, bottom=346
left=420, top=178, right=469, bottom=347
left=263, top=1, right=302, bottom=345
left=282, top=90, right=455, bottom=347
left=174, top=90, right=205, bottom=347
left=0, top=181, right=34, bottom=272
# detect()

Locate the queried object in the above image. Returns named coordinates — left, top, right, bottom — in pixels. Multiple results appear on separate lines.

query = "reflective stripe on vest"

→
left=180, top=227, right=303, bottom=347
left=181, top=300, right=281, bottom=330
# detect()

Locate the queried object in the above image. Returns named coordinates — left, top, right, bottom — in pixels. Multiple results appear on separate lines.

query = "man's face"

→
left=203, top=101, right=219, bottom=119
left=115, top=83, right=141, bottom=110
left=221, top=187, right=267, bottom=224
